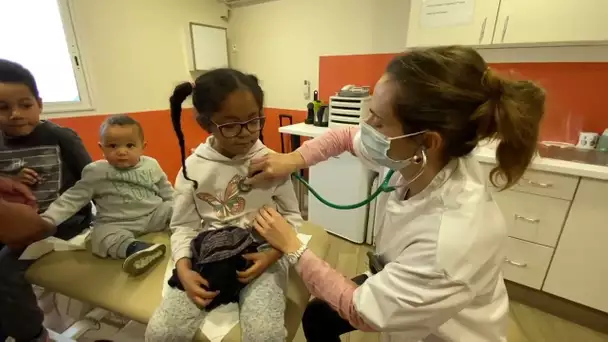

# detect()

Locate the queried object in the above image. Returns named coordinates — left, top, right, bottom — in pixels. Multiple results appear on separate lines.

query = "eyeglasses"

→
left=213, top=116, right=265, bottom=138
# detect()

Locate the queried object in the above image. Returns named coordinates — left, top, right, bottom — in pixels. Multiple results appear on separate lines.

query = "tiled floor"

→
left=40, top=234, right=608, bottom=342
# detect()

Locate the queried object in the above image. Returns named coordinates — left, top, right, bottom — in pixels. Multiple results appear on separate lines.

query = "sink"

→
left=537, top=144, right=608, bottom=167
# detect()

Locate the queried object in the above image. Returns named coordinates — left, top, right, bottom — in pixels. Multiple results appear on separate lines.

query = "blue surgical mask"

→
left=360, top=121, right=425, bottom=170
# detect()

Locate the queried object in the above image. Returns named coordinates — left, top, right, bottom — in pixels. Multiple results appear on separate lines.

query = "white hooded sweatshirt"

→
left=170, top=136, right=303, bottom=262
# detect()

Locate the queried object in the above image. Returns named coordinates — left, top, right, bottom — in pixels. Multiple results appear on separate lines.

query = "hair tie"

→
left=482, top=68, right=503, bottom=102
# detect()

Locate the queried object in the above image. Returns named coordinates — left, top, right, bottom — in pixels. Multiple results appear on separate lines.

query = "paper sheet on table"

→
left=19, top=229, right=91, bottom=261
left=162, top=233, right=312, bottom=342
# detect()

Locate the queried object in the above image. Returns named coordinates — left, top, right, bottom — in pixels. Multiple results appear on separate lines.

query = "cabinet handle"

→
left=501, top=15, right=510, bottom=42
left=514, top=214, right=540, bottom=224
left=522, top=178, right=553, bottom=188
left=505, top=258, right=527, bottom=268
left=478, top=17, right=487, bottom=44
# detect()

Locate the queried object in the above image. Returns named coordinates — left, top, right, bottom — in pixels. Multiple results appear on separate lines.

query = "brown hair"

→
left=386, top=46, right=545, bottom=190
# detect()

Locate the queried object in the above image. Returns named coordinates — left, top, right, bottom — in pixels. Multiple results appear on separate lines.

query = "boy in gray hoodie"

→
left=42, top=115, right=174, bottom=276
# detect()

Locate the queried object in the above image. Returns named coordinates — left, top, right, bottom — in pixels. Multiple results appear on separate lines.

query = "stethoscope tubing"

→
left=239, top=151, right=427, bottom=210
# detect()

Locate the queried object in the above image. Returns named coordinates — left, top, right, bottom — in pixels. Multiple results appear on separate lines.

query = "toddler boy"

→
left=42, top=114, right=174, bottom=276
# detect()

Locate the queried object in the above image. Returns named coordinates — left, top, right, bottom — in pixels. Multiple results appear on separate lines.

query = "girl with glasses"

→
left=145, top=68, right=303, bottom=342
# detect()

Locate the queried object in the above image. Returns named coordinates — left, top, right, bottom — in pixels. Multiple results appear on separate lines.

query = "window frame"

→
left=42, top=0, right=93, bottom=114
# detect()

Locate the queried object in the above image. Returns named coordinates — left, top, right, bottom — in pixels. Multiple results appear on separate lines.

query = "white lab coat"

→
left=352, top=135, right=509, bottom=342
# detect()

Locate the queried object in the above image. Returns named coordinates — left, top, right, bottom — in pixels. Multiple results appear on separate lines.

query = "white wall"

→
left=230, top=0, right=411, bottom=110
left=59, top=0, right=229, bottom=117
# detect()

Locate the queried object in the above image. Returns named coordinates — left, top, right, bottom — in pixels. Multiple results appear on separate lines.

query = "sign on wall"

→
left=420, top=0, right=475, bottom=28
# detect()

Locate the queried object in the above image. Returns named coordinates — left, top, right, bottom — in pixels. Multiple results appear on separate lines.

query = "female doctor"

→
left=248, top=46, right=545, bottom=342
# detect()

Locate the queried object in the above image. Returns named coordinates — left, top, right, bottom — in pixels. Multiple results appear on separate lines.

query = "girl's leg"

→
left=145, top=287, right=208, bottom=342
left=302, top=274, right=369, bottom=342
left=239, top=259, right=288, bottom=342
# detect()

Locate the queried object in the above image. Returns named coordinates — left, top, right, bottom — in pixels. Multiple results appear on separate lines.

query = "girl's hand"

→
left=237, top=249, right=282, bottom=284
left=253, top=206, right=301, bottom=254
left=17, top=168, right=41, bottom=186
left=245, top=152, right=306, bottom=187
left=177, top=261, right=219, bottom=308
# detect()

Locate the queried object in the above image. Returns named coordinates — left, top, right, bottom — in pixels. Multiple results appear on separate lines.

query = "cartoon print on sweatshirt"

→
left=197, top=174, right=246, bottom=219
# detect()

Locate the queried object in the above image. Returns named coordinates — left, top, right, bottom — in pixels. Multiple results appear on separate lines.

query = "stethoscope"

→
left=237, top=150, right=427, bottom=210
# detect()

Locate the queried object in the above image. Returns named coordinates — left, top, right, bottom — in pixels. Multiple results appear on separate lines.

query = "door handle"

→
left=478, top=17, right=487, bottom=44
left=514, top=214, right=540, bottom=224
left=522, top=178, right=553, bottom=188
left=501, top=15, right=510, bottom=42
left=505, top=258, right=527, bottom=268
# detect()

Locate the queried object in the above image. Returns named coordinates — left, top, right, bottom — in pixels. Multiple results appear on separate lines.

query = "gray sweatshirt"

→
left=42, top=156, right=174, bottom=226
left=170, top=137, right=303, bottom=262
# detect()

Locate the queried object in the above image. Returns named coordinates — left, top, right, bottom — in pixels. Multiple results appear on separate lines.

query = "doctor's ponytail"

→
left=386, top=46, right=544, bottom=190
left=478, top=71, right=545, bottom=190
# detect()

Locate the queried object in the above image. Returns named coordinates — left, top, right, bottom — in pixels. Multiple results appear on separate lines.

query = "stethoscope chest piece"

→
left=238, top=179, right=253, bottom=193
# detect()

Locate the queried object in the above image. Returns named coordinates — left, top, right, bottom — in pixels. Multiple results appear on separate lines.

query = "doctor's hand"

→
left=237, top=248, right=282, bottom=284
left=253, top=206, right=301, bottom=254
left=176, top=260, right=219, bottom=308
left=245, top=152, right=306, bottom=187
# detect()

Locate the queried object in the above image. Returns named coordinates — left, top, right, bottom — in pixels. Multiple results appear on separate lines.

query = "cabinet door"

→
left=406, top=0, right=500, bottom=47
left=494, top=0, right=608, bottom=45
left=503, top=237, right=554, bottom=290
left=543, top=178, right=608, bottom=313
left=493, top=190, right=570, bottom=247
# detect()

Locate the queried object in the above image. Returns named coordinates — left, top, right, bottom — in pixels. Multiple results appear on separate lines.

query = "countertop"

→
left=279, top=123, right=608, bottom=181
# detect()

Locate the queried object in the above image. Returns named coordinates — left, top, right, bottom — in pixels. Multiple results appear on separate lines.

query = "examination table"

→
left=25, top=222, right=330, bottom=341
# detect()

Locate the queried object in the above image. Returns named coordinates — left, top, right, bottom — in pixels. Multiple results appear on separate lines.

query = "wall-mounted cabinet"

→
left=494, top=0, right=608, bottom=45
left=406, top=0, right=500, bottom=47
left=406, top=0, right=608, bottom=48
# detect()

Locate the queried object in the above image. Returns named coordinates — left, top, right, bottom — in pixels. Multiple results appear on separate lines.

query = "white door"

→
left=494, top=0, right=608, bottom=45
left=406, top=0, right=501, bottom=47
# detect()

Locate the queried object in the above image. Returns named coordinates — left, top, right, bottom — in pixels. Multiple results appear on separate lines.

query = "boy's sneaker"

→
left=122, top=241, right=166, bottom=276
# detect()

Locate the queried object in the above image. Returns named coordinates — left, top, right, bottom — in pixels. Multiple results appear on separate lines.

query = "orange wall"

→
left=51, top=109, right=208, bottom=183
left=51, top=107, right=307, bottom=182
left=54, top=54, right=607, bottom=180
left=319, top=54, right=608, bottom=144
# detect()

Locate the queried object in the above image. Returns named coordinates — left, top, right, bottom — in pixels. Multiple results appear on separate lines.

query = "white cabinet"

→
left=406, top=0, right=608, bottom=48
left=543, top=178, right=608, bottom=313
left=493, top=191, right=569, bottom=247
left=307, top=152, right=374, bottom=243
left=406, top=0, right=500, bottom=47
left=503, top=237, right=554, bottom=290
left=494, top=0, right=608, bottom=45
